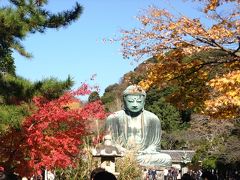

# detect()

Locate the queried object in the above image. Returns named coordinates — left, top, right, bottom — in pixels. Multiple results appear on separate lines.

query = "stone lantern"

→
left=92, top=135, right=123, bottom=176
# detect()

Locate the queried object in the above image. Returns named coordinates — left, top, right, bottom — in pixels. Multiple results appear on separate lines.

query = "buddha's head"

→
left=123, top=85, right=146, bottom=114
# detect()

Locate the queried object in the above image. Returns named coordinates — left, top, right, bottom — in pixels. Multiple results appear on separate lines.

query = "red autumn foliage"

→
left=0, top=84, right=107, bottom=177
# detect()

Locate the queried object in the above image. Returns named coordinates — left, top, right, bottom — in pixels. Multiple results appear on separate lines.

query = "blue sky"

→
left=13, top=0, right=199, bottom=96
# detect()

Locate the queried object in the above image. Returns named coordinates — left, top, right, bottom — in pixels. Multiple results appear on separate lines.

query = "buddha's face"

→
left=124, top=94, right=145, bottom=113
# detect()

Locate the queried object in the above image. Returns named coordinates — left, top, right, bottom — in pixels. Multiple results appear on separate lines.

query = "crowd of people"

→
left=143, top=167, right=240, bottom=180
left=143, top=167, right=216, bottom=180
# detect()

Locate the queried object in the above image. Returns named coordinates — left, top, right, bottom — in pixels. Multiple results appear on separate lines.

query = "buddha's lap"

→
left=136, top=152, right=172, bottom=166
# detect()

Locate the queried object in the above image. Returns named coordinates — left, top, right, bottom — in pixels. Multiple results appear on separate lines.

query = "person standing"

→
left=164, top=168, right=169, bottom=180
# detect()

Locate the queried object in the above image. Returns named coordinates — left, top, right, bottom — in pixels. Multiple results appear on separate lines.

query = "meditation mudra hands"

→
left=138, top=145, right=158, bottom=154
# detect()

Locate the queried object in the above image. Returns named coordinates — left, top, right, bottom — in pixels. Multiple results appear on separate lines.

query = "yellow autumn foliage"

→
left=116, top=0, right=240, bottom=119
left=204, top=70, right=240, bottom=118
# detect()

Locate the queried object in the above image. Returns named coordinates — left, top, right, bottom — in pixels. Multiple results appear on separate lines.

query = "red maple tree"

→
left=0, top=84, right=107, bottom=177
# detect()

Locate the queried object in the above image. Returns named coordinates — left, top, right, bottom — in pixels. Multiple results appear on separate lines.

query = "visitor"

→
left=164, top=168, right=169, bottom=180
left=201, top=171, right=217, bottom=180
left=151, top=169, right=157, bottom=180
left=90, top=167, right=105, bottom=180
left=177, top=170, right=182, bottom=180
left=93, top=171, right=117, bottom=180
left=181, top=173, right=192, bottom=180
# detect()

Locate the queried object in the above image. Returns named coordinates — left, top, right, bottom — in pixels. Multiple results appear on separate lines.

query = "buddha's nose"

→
left=132, top=102, right=138, bottom=107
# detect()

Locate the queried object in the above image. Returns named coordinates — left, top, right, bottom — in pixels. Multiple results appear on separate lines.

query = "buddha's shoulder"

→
left=143, top=110, right=159, bottom=120
left=107, top=110, right=125, bottom=119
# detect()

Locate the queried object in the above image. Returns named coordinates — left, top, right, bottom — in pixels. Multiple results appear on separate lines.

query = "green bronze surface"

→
left=105, top=85, right=172, bottom=167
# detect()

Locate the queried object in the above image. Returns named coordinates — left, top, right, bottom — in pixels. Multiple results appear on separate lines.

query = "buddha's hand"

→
left=139, top=145, right=157, bottom=154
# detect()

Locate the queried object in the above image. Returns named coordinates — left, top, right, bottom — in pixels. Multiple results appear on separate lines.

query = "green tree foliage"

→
left=101, top=83, right=125, bottom=112
left=34, top=76, right=74, bottom=100
left=0, top=74, right=74, bottom=135
left=0, top=73, right=74, bottom=104
left=0, top=1, right=95, bottom=176
left=0, top=0, right=82, bottom=146
left=0, top=104, right=31, bottom=132
left=144, top=86, right=185, bottom=150
left=88, top=91, right=100, bottom=103
left=0, top=73, right=33, bottom=104
left=146, top=98, right=180, bottom=132
left=145, top=87, right=180, bottom=132
left=0, top=48, right=15, bottom=75
left=0, top=0, right=83, bottom=74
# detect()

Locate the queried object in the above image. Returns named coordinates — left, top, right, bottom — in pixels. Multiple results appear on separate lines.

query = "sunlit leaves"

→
left=205, top=70, right=240, bottom=118
left=0, top=84, right=107, bottom=177
left=119, top=3, right=239, bottom=60
left=116, top=0, right=240, bottom=118
left=194, top=0, right=239, bottom=12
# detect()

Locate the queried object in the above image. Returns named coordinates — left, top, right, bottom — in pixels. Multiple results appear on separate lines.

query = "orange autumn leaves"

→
left=118, top=0, right=240, bottom=119
left=194, top=0, right=240, bottom=12
left=205, top=70, right=240, bottom=118
left=120, top=3, right=239, bottom=59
